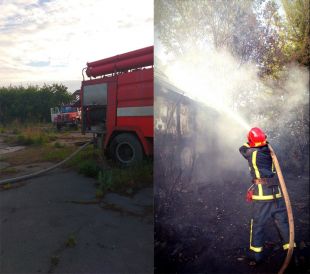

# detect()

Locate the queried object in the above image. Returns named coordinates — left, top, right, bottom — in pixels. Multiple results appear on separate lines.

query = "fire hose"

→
left=268, top=144, right=295, bottom=274
left=0, top=141, right=92, bottom=186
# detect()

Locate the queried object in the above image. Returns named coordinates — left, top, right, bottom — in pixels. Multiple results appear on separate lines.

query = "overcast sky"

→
left=0, top=0, right=153, bottom=91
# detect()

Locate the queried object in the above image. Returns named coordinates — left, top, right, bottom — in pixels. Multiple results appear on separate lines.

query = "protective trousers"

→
left=250, top=198, right=290, bottom=255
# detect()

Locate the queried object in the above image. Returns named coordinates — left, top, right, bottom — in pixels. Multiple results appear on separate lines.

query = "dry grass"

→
left=2, top=145, right=76, bottom=166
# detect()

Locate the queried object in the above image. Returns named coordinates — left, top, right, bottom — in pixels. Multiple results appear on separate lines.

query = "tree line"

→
left=0, top=84, right=73, bottom=124
left=155, top=0, right=309, bottom=173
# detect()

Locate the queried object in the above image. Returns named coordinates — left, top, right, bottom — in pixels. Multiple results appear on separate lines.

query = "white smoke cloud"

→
left=157, top=47, right=309, bottom=179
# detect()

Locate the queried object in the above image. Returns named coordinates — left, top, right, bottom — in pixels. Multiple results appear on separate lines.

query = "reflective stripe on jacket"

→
left=239, top=142, right=281, bottom=201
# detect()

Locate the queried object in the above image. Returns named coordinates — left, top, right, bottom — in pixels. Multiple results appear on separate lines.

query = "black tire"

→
left=109, top=133, right=144, bottom=166
left=56, top=123, right=62, bottom=130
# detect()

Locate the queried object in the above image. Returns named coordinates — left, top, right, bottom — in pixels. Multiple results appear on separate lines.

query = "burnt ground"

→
left=155, top=172, right=310, bottom=274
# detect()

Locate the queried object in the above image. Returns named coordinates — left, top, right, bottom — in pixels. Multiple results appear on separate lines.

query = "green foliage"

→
left=0, top=84, right=73, bottom=124
left=281, top=0, right=310, bottom=66
left=77, top=159, right=100, bottom=178
left=155, top=0, right=309, bottom=77
left=50, top=256, right=59, bottom=266
left=67, top=146, right=100, bottom=167
left=95, top=189, right=104, bottom=199
left=98, top=162, right=153, bottom=194
left=98, top=170, right=114, bottom=192
left=65, top=234, right=77, bottom=248
left=155, top=0, right=285, bottom=76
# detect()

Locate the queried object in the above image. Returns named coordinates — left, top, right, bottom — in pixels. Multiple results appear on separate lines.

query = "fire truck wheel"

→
left=110, top=133, right=143, bottom=166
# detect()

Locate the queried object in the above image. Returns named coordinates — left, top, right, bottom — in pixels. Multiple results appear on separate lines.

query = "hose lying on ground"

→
left=268, top=144, right=295, bottom=274
left=0, top=141, right=92, bottom=186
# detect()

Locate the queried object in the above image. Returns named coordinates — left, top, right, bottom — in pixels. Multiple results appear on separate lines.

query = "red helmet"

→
left=247, top=127, right=267, bottom=147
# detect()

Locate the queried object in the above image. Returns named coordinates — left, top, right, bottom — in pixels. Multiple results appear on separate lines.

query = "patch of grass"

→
left=95, top=189, right=104, bottom=199
left=4, top=126, right=57, bottom=146
left=17, top=128, right=55, bottom=145
left=42, top=145, right=75, bottom=162
left=2, top=183, right=12, bottom=190
left=67, top=145, right=152, bottom=195
left=0, top=126, right=6, bottom=133
left=65, top=234, right=77, bottom=248
left=1, top=167, right=18, bottom=175
left=98, top=161, right=153, bottom=194
left=2, top=144, right=76, bottom=166
left=67, top=146, right=100, bottom=167
left=50, top=256, right=59, bottom=266
left=77, top=159, right=101, bottom=178
left=54, top=141, right=65, bottom=148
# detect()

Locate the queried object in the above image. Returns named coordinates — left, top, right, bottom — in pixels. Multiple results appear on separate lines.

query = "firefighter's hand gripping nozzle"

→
left=268, top=144, right=295, bottom=274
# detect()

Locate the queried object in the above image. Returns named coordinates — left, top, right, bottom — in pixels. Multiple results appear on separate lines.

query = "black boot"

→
left=247, top=251, right=264, bottom=266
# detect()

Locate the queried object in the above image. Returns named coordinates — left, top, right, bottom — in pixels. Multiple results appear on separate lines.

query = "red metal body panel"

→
left=116, top=117, right=153, bottom=138
left=87, top=46, right=153, bottom=68
left=117, top=68, right=153, bottom=107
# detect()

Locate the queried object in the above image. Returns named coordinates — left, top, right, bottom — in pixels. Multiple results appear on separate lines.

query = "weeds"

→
left=77, top=160, right=100, bottom=178
left=50, top=256, right=59, bottom=266
left=2, top=183, right=12, bottom=190
left=0, top=167, right=18, bottom=175
left=68, top=145, right=152, bottom=195
left=43, top=146, right=75, bottom=162
left=3, top=125, right=57, bottom=146
left=95, top=189, right=104, bottom=198
left=97, top=161, right=153, bottom=195
left=54, top=141, right=65, bottom=148
left=65, top=234, right=77, bottom=248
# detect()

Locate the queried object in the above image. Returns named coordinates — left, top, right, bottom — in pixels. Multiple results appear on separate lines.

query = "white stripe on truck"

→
left=117, top=106, right=153, bottom=117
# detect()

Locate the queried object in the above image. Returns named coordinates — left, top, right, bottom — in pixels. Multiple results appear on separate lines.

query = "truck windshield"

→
left=61, top=106, right=77, bottom=113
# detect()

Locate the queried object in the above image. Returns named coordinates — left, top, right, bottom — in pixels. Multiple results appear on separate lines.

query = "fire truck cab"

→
left=81, top=46, right=153, bottom=165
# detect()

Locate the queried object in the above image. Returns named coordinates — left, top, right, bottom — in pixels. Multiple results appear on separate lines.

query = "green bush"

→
left=97, top=161, right=153, bottom=194
left=78, top=160, right=100, bottom=178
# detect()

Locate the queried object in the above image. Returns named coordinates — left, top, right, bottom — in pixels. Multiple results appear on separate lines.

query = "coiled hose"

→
left=0, top=141, right=92, bottom=186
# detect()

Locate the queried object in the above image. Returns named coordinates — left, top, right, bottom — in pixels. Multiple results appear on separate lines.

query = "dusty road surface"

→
left=0, top=169, right=153, bottom=274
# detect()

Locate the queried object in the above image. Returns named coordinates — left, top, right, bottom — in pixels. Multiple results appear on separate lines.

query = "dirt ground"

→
left=155, top=171, right=310, bottom=274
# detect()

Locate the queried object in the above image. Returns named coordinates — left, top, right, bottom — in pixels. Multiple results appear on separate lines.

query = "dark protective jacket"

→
left=239, top=142, right=282, bottom=201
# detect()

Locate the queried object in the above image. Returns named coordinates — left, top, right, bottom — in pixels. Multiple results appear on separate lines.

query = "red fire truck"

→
left=51, top=105, right=81, bottom=130
left=81, top=46, right=153, bottom=165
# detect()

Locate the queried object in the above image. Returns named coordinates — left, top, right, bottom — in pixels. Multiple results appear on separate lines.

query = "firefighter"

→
left=239, top=127, right=291, bottom=265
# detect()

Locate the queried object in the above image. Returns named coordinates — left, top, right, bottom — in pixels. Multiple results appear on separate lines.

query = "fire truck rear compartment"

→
left=82, top=83, right=108, bottom=133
